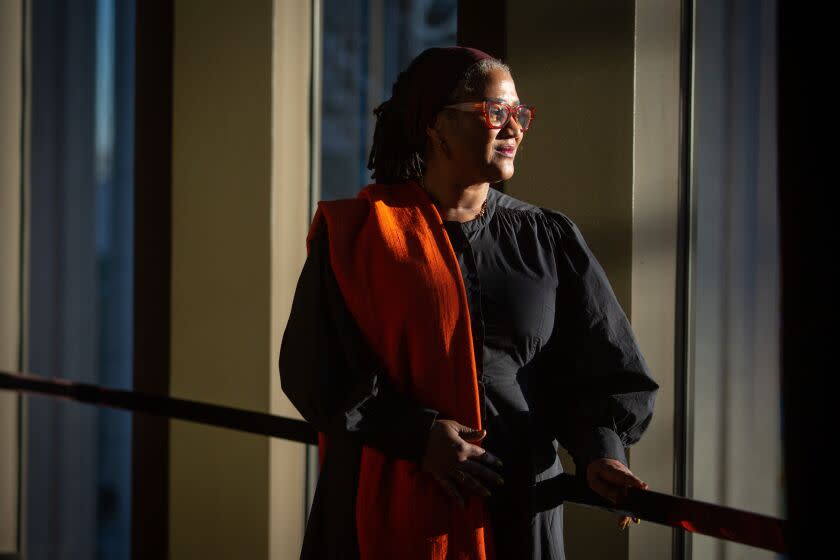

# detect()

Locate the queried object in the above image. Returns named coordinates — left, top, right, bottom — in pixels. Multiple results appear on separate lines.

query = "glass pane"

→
left=689, top=0, right=783, bottom=558
left=22, top=397, right=293, bottom=558
left=26, top=0, right=135, bottom=557
left=320, top=0, right=457, bottom=201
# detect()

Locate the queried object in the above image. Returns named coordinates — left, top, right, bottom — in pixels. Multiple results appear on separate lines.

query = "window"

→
left=320, top=0, right=457, bottom=201
left=25, top=1, right=134, bottom=557
left=688, top=1, right=783, bottom=558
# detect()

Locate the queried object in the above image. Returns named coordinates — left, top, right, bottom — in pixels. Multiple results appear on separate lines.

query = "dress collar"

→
left=407, top=179, right=498, bottom=233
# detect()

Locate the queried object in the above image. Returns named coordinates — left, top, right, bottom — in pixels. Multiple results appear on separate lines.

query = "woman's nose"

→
left=503, top=117, right=523, bottom=138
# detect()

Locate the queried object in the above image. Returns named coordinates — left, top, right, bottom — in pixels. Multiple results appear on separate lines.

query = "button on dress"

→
left=280, top=185, right=659, bottom=560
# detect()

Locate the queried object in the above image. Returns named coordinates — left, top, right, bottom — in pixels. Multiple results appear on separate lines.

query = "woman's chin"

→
left=489, top=161, right=515, bottom=182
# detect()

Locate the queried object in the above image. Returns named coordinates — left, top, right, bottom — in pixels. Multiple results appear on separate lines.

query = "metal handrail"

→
left=0, top=370, right=787, bottom=553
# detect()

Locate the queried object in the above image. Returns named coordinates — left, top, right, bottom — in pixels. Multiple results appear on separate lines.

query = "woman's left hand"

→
left=586, top=458, right=647, bottom=529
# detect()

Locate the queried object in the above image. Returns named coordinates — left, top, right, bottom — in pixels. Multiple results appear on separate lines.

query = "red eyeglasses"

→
left=444, top=100, right=536, bottom=132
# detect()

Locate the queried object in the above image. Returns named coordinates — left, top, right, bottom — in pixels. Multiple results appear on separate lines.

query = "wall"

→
left=507, top=2, right=637, bottom=558
left=508, top=1, right=681, bottom=558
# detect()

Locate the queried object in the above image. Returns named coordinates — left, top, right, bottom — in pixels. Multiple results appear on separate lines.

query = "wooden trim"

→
left=456, top=0, right=507, bottom=60
left=673, top=2, right=692, bottom=558
left=0, top=0, right=24, bottom=553
left=132, top=1, right=173, bottom=559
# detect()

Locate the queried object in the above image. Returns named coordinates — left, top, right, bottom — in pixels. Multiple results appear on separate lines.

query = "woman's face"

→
left=431, top=68, right=525, bottom=184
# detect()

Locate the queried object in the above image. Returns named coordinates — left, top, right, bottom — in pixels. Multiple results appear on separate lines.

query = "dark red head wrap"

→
left=397, top=47, right=493, bottom=151
left=368, top=47, right=494, bottom=182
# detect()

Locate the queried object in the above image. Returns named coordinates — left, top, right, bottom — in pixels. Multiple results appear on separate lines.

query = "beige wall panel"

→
left=507, top=2, right=636, bottom=309
left=507, top=2, right=636, bottom=559
left=0, top=0, right=23, bottom=553
left=270, top=0, right=312, bottom=558
left=170, top=0, right=275, bottom=557
left=631, top=1, right=681, bottom=559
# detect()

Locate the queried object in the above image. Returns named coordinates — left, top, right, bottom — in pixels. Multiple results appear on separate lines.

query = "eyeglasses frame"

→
left=443, top=100, right=536, bottom=132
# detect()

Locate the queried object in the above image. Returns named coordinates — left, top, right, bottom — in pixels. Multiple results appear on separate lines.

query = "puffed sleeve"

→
left=537, top=211, right=659, bottom=479
left=279, top=220, right=438, bottom=462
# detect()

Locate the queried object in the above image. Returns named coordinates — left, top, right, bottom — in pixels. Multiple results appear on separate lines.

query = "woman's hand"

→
left=421, top=419, right=504, bottom=507
left=586, top=458, right=647, bottom=529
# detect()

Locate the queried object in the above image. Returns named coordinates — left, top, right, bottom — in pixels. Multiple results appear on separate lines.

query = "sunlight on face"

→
left=437, top=68, right=526, bottom=185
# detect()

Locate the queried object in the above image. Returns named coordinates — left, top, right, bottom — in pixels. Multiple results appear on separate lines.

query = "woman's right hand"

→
left=421, top=419, right=504, bottom=507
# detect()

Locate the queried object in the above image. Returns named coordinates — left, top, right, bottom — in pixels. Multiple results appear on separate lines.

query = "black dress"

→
left=279, top=185, right=659, bottom=559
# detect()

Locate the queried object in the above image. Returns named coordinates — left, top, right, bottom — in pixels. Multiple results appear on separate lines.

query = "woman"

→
left=280, top=46, right=658, bottom=560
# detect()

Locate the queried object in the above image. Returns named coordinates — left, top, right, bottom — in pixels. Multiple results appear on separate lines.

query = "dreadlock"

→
left=367, top=57, right=510, bottom=185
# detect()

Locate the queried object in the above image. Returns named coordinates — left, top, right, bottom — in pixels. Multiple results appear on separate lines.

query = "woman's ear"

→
left=426, top=117, right=449, bottom=156
left=426, top=122, right=442, bottom=148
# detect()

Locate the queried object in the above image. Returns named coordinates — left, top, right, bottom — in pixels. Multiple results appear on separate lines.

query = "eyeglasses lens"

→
left=487, top=104, right=508, bottom=127
left=486, top=102, right=531, bottom=130
left=515, top=108, right=532, bottom=129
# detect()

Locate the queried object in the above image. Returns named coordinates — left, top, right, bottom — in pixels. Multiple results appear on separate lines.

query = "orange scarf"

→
left=307, top=181, right=493, bottom=560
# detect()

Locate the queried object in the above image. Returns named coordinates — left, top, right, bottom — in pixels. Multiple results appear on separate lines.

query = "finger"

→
left=453, top=468, right=491, bottom=498
left=598, top=465, right=647, bottom=489
left=597, top=470, right=648, bottom=503
left=460, top=428, right=486, bottom=442
left=460, top=459, right=504, bottom=486
left=434, top=475, right=465, bottom=508
left=626, top=481, right=650, bottom=499
left=590, top=477, right=623, bottom=504
left=475, top=450, right=504, bottom=470
left=455, top=441, right=490, bottom=460
left=618, top=515, right=641, bottom=529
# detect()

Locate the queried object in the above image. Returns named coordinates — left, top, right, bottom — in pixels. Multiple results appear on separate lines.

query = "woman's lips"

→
left=495, top=146, right=516, bottom=157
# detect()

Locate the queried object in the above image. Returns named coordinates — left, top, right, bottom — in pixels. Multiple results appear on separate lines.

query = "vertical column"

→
left=270, top=1, right=312, bottom=557
left=506, top=2, right=637, bottom=559
left=631, top=1, right=681, bottom=559
left=0, top=0, right=23, bottom=555
left=169, top=1, right=278, bottom=557
left=133, top=0, right=172, bottom=557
